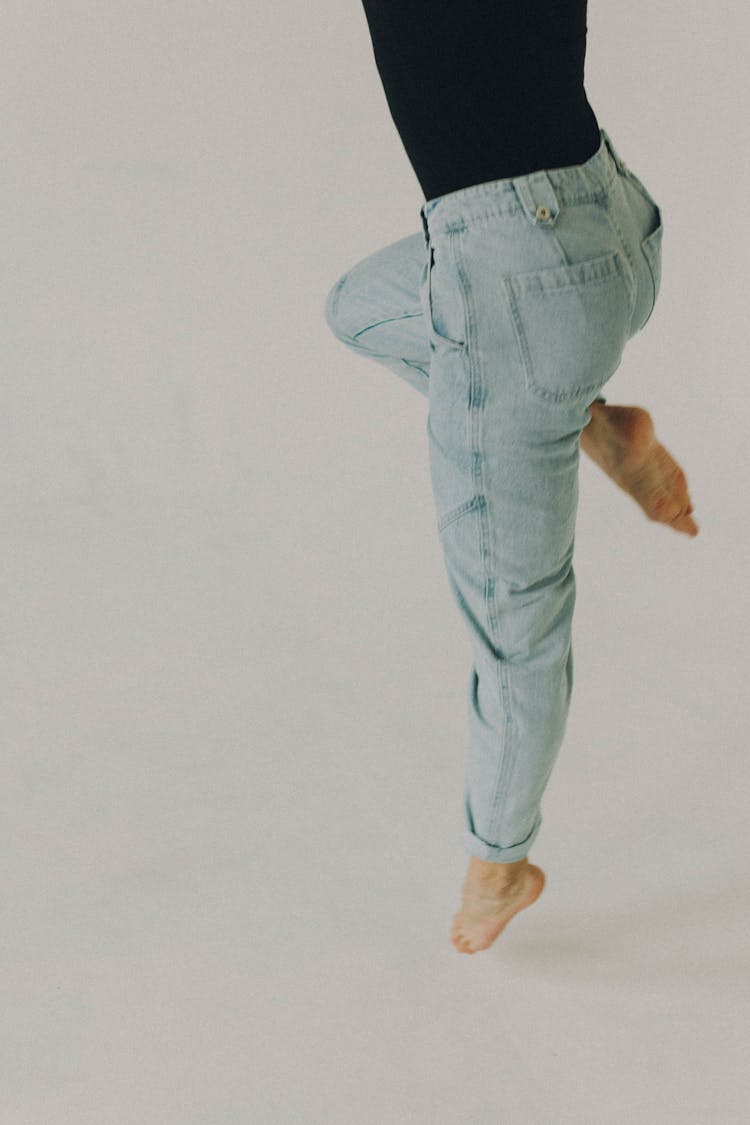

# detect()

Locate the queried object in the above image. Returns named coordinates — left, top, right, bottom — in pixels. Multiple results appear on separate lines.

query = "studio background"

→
left=2, top=2, right=748, bottom=1123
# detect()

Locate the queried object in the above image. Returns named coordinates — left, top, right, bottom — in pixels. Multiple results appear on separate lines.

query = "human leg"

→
left=420, top=130, right=660, bottom=868
left=324, top=231, right=432, bottom=397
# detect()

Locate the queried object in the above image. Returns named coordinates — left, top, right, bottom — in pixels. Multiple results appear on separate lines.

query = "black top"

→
left=359, top=0, right=602, bottom=201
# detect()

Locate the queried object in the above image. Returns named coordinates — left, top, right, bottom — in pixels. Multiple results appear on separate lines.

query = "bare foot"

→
left=451, top=857, right=546, bottom=954
left=581, top=403, right=700, bottom=537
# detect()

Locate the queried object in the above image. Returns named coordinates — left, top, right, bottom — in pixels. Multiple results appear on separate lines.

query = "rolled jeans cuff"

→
left=463, top=810, right=543, bottom=864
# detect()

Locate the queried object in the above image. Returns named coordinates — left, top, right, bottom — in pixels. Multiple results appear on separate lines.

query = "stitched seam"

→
left=508, top=265, right=627, bottom=296
left=352, top=311, right=423, bottom=340
left=402, top=358, right=430, bottom=379
left=488, top=669, right=515, bottom=840
left=437, top=494, right=481, bottom=533
left=429, top=191, right=609, bottom=239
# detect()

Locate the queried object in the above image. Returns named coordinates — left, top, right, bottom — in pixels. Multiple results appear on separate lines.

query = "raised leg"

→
left=324, top=231, right=432, bottom=397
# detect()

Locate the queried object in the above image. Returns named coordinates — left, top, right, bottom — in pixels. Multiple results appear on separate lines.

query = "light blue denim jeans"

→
left=324, top=127, right=663, bottom=863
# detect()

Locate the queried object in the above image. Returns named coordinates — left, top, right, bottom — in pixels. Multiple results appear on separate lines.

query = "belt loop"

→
left=601, top=128, right=627, bottom=174
left=512, top=170, right=560, bottom=227
left=420, top=203, right=430, bottom=247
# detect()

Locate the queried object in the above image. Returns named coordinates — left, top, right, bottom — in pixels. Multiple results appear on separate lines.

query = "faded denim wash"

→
left=324, top=127, right=663, bottom=863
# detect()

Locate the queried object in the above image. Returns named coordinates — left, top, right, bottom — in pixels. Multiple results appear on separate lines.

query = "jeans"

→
left=324, top=127, right=664, bottom=863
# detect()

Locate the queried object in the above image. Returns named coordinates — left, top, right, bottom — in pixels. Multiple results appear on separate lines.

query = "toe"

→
left=451, top=922, right=474, bottom=953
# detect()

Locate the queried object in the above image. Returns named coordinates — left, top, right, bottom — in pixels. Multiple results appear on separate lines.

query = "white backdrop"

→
left=2, top=2, right=749, bottom=1122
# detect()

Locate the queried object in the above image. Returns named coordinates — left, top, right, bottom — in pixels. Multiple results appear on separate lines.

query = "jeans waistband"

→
left=419, top=127, right=627, bottom=245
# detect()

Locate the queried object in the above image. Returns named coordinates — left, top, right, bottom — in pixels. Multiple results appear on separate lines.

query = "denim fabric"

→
left=324, top=127, right=663, bottom=862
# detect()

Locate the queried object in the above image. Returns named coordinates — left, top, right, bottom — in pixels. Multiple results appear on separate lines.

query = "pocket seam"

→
left=505, top=248, right=626, bottom=295
left=504, top=255, right=631, bottom=403
left=437, top=494, right=481, bottom=533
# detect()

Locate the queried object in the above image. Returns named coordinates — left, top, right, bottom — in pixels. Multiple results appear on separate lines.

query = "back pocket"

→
left=504, top=249, right=633, bottom=403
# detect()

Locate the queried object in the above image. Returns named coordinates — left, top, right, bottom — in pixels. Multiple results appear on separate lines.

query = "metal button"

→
left=536, top=205, right=551, bottom=221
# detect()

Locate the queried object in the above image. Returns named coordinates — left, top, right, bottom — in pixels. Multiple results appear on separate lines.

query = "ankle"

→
left=467, top=856, right=528, bottom=885
left=581, top=402, right=615, bottom=461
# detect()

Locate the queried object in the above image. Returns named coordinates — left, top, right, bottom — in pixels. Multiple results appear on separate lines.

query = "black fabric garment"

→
left=359, top=0, right=602, bottom=201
